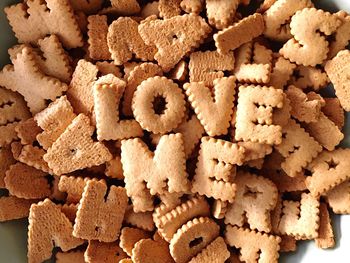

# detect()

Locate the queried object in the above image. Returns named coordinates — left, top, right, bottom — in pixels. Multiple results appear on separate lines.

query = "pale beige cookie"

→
left=11, top=143, right=51, bottom=173
left=9, top=35, right=72, bottom=83
left=262, top=152, right=307, bottom=193
left=58, top=175, right=90, bottom=204
left=280, top=8, right=341, bottom=66
left=153, top=196, right=210, bottom=241
left=286, top=85, right=324, bottom=123
left=225, top=172, right=278, bottom=233
left=69, top=0, right=103, bottom=14
left=120, top=227, right=152, bottom=256
left=268, top=55, right=296, bottom=89
left=170, top=217, right=220, bottom=263
left=275, top=119, right=322, bottom=177
left=181, top=0, right=203, bottom=14
left=56, top=251, right=85, bottom=263
left=322, top=98, right=345, bottom=129
left=5, top=163, right=50, bottom=199
left=233, top=42, right=272, bottom=84
left=0, top=47, right=68, bottom=114
left=66, top=59, right=98, bottom=117
left=289, top=65, right=328, bottom=91
left=108, top=0, right=141, bottom=15
left=225, top=225, right=281, bottom=263
left=85, top=240, right=128, bottom=263
left=44, top=114, right=112, bottom=175
left=237, top=141, right=272, bottom=162
left=189, top=51, right=235, bottom=86
left=315, top=202, right=335, bottom=249
left=325, top=50, right=350, bottom=111
left=214, top=13, right=265, bottom=54
left=0, top=123, right=19, bottom=147
left=132, top=237, right=175, bottom=263
left=141, top=1, right=160, bottom=18
left=28, top=199, right=84, bottom=263
left=139, top=14, right=211, bottom=71
left=96, top=61, right=122, bottom=78
left=191, top=137, right=245, bottom=202
left=123, top=62, right=142, bottom=79
left=0, top=145, right=16, bottom=188
left=170, top=60, right=188, bottom=82
left=74, top=180, right=128, bottom=242
left=263, top=0, right=313, bottom=41
left=121, top=133, right=189, bottom=212
left=184, top=76, right=236, bottom=136
left=159, top=0, right=182, bottom=18
left=306, top=149, right=350, bottom=197
left=326, top=181, right=350, bottom=214
left=158, top=191, right=184, bottom=209
left=107, top=17, right=156, bottom=65
left=124, top=205, right=155, bottom=231
left=59, top=203, right=78, bottom=222
left=0, top=88, right=31, bottom=146
left=272, top=93, right=291, bottom=128
left=49, top=175, right=66, bottom=201
left=93, top=82, right=143, bottom=141
left=35, top=96, right=76, bottom=150
left=0, top=87, right=31, bottom=127
left=5, top=0, right=83, bottom=49
left=132, top=77, right=186, bottom=134
left=278, top=193, right=320, bottom=240
left=188, top=237, right=230, bottom=263
left=0, top=196, right=35, bottom=222
left=206, top=0, right=240, bottom=29
left=87, top=15, right=111, bottom=60
left=106, top=156, right=123, bottom=180
left=212, top=200, right=228, bottom=219
left=304, top=112, right=344, bottom=151
left=174, top=115, right=205, bottom=158
left=328, top=11, right=350, bottom=59
left=15, top=118, right=41, bottom=145
left=122, top=63, right=163, bottom=117
left=235, top=85, right=284, bottom=145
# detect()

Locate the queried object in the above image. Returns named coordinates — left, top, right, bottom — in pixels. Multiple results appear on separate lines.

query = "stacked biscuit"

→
left=0, top=0, right=350, bottom=262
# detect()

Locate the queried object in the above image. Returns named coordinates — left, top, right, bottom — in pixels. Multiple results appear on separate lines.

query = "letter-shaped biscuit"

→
left=184, top=76, right=236, bottom=136
left=225, top=172, right=278, bottom=233
left=278, top=193, right=320, bottom=240
left=225, top=225, right=281, bottom=263
left=93, top=83, right=143, bottom=141
left=73, top=180, right=128, bottom=242
left=28, top=199, right=84, bottom=263
left=191, top=137, right=245, bottom=202
left=235, top=85, right=284, bottom=145
left=121, top=133, right=189, bottom=212
left=5, top=0, right=83, bottom=49
left=0, top=47, right=67, bottom=114
left=280, top=8, right=341, bottom=66
left=107, top=17, right=156, bottom=65
left=132, top=77, right=186, bottom=134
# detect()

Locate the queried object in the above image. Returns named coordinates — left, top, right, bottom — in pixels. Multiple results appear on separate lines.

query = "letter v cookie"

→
left=184, top=76, right=236, bottom=136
